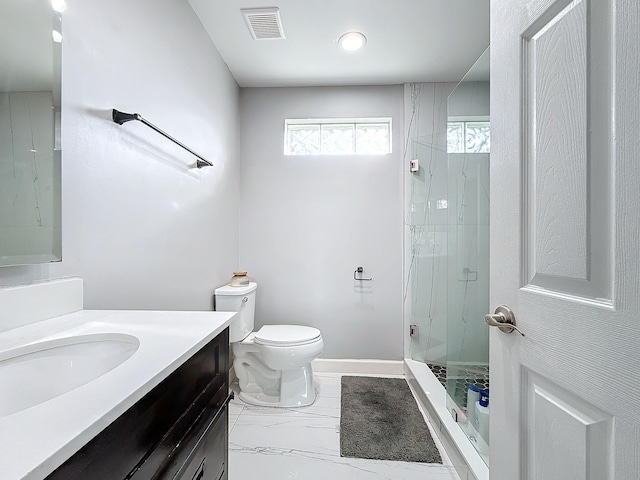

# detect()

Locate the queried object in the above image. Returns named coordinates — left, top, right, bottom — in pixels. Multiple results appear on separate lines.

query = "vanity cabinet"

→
left=46, top=328, right=230, bottom=480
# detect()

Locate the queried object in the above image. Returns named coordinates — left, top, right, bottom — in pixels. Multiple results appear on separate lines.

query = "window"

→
left=285, top=118, right=391, bottom=155
left=447, top=121, right=490, bottom=153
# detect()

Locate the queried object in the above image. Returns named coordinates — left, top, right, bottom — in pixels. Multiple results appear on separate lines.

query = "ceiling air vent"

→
left=241, top=7, right=285, bottom=40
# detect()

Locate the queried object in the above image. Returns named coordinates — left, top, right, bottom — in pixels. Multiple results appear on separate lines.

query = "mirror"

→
left=0, top=0, right=62, bottom=267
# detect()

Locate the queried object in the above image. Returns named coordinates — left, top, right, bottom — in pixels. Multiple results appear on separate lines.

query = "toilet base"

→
left=237, top=366, right=319, bottom=407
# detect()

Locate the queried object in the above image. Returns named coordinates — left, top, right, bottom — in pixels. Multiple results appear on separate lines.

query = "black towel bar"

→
left=112, top=109, right=212, bottom=168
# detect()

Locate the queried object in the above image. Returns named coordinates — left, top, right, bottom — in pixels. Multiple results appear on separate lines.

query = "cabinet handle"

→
left=214, top=464, right=225, bottom=480
left=191, top=459, right=205, bottom=480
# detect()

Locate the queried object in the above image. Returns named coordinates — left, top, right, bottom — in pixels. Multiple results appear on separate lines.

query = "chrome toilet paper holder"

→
left=354, top=267, right=372, bottom=281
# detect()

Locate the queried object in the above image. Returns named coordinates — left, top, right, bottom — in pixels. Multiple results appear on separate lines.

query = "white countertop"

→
left=0, top=309, right=236, bottom=480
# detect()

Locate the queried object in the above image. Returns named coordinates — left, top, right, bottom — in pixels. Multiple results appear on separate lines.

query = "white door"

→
left=490, top=0, right=640, bottom=478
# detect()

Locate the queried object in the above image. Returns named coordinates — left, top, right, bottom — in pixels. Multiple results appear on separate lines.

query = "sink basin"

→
left=0, top=333, right=140, bottom=417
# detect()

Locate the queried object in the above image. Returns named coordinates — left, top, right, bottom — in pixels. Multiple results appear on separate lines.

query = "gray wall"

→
left=0, top=0, right=240, bottom=312
left=239, top=86, right=404, bottom=360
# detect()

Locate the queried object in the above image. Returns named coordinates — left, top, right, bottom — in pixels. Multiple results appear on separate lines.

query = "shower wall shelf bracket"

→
left=112, top=109, right=213, bottom=168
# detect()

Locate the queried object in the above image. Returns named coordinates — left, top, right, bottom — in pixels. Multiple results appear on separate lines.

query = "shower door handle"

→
left=485, top=305, right=525, bottom=336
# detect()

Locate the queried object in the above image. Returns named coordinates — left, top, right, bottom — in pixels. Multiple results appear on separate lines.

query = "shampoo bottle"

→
left=474, top=389, right=490, bottom=444
left=466, top=384, right=481, bottom=426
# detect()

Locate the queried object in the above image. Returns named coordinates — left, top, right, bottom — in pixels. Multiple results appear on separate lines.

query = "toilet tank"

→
left=214, top=282, right=257, bottom=342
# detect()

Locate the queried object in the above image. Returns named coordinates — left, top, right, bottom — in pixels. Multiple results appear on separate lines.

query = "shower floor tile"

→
left=427, top=363, right=448, bottom=387
left=427, top=363, right=490, bottom=408
left=229, top=373, right=461, bottom=480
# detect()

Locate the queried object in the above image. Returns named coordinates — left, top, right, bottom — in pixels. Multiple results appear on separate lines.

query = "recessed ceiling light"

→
left=338, top=32, right=366, bottom=52
left=52, top=30, right=62, bottom=43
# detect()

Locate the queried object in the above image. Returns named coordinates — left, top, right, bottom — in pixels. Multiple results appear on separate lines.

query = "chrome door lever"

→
left=485, top=305, right=525, bottom=336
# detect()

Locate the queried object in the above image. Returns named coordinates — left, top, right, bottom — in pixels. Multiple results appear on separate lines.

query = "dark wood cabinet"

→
left=46, top=328, right=229, bottom=480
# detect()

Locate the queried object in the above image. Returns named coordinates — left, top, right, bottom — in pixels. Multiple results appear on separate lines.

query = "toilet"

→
left=214, top=282, right=324, bottom=407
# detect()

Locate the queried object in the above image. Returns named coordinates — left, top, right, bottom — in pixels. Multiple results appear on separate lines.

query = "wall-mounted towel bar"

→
left=112, top=109, right=212, bottom=168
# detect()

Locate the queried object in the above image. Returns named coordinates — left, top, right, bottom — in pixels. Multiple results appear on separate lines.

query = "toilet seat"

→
left=254, top=325, right=321, bottom=347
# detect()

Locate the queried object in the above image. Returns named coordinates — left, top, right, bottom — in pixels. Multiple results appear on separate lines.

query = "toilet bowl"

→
left=214, top=282, right=324, bottom=407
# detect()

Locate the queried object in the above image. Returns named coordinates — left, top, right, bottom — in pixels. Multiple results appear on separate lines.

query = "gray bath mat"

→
left=340, top=376, right=442, bottom=463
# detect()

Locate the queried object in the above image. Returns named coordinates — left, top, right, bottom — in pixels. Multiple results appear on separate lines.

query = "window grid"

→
left=320, top=124, right=354, bottom=155
left=288, top=125, right=320, bottom=155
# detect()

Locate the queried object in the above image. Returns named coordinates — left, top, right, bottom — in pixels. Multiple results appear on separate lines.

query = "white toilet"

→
left=214, top=282, right=324, bottom=407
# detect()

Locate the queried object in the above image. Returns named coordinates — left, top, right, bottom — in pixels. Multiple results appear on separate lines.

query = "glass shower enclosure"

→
left=407, top=47, right=490, bottom=464
left=445, top=47, right=490, bottom=462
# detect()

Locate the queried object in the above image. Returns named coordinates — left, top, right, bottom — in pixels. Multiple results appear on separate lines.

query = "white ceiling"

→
left=188, top=0, right=490, bottom=88
left=462, top=46, right=490, bottom=82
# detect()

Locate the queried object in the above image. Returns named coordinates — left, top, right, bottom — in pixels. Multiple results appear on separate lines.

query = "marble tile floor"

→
left=228, top=373, right=461, bottom=480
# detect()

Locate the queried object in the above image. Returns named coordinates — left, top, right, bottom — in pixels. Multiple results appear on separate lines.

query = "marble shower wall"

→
left=403, top=81, right=490, bottom=367
left=403, top=83, right=456, bottom=364
left=446, top=79, right=490, bottom=365
left=0, top=92, right=60, bottom=264
left=446, top=152, right=490, bottom=364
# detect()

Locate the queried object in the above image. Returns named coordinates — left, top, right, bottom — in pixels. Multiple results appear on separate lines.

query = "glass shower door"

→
left=407, top=135, right=449, bottom=373
left=445, top=47, right=491, bottom=464
left=445, top=150, right=490, bottom=459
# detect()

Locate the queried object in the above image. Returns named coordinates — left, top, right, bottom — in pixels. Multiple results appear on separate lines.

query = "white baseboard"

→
left=312, top=358, right=404, bottom=375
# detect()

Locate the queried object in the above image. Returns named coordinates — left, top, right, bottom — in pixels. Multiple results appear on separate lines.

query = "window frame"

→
left=284, top=117, right=392, bottom=156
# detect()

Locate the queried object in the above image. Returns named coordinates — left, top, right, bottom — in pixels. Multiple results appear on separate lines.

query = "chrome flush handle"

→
left=485, top=305, right=525, bottom=336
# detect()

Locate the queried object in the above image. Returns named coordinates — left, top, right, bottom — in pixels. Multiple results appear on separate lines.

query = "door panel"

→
left=528, top=0, right=589, bottom=283
left=522, top=0, right=613, bottom=301
left=491, top=0, right=640, bottom=478
left=524, top=370, right=612, bottom=479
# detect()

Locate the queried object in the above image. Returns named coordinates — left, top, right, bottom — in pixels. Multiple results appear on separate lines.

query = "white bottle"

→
left=466, top=385, right=481, bottom=426
left=474, top=390, right=490, bottom=444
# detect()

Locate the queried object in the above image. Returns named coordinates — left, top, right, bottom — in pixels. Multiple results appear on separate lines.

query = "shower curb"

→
left=405, top=359, right=489, bottom=480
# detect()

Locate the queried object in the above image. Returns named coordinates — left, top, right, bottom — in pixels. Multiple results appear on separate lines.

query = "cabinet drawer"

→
left=131, top=388, right=230, bottom=480
left=165, top=398, right=229, bottom=480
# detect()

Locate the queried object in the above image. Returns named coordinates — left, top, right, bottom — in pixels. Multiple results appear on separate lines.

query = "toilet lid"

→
left=254, top=325, right=321, bottom=346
